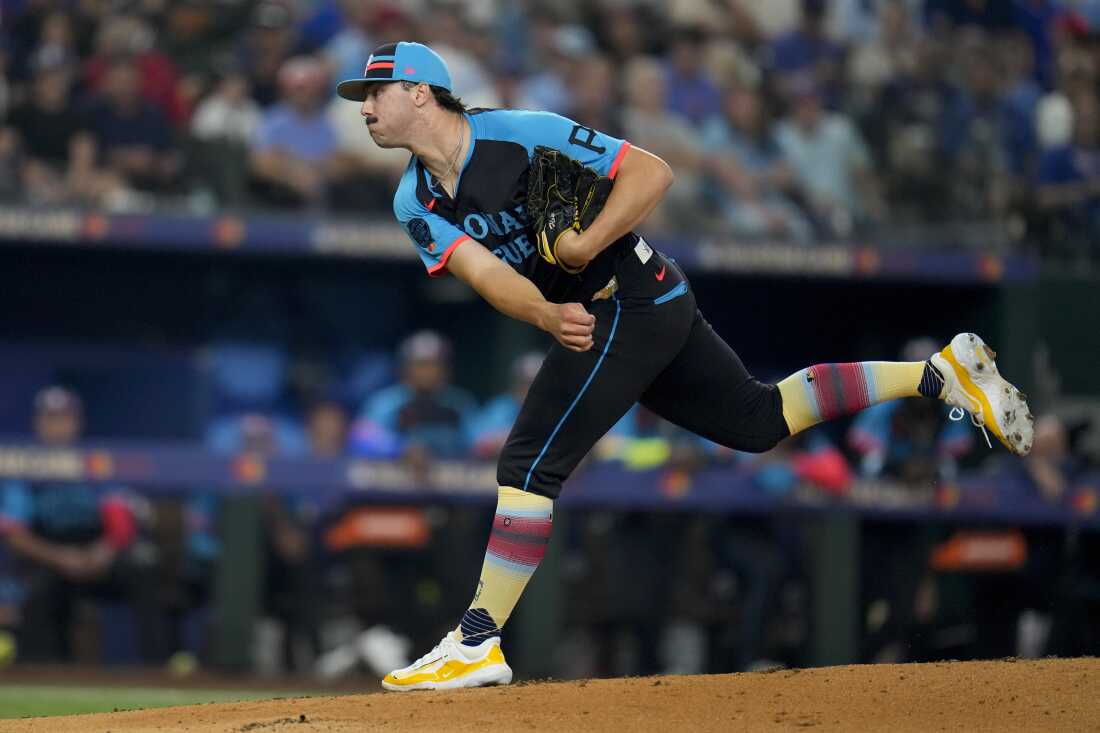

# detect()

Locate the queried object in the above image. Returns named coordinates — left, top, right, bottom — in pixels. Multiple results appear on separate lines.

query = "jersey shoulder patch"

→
left=407, top=217, right=432, bottom=249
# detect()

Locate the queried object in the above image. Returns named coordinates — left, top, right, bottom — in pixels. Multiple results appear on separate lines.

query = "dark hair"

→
left=431, top=86, right=468, bottom=114
left=400, top=81, right=466, bottom=113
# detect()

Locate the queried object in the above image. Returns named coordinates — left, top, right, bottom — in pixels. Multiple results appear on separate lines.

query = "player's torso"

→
left=414, top=111, right=629, bottom=302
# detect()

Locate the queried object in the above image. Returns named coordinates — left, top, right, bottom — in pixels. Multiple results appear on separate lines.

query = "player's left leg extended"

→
left=776, top=332, right=1034, bottom=455
left=639, top=311, right=1033, bottom=456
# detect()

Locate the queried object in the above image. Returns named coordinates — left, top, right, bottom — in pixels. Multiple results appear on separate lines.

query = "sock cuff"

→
left=497, top=485, right=553, bottom=515
left=919, top=360, right=946, bottom=399
left=459, top=607, right=500, bottom=646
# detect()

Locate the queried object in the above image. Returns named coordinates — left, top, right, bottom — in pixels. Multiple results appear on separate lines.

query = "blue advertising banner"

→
left=0, top=206, right=1039, bottom=284
left=0, top=441, right=1094, bottom=527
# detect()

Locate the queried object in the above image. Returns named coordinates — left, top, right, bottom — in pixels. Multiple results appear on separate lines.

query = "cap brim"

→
left=336, top=78, right=397, bottom=101
left=336, top=78, right=369, bottom=101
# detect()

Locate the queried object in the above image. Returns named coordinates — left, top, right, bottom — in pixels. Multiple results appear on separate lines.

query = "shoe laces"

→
left=410, top=635, right=454, bottom=670
left=948, top=405, right=992, bottom=449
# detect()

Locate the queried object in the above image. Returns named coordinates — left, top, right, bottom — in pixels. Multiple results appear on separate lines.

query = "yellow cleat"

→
left=382, top=631, right=512, bottom=692
left=931, top=332, right=1034, bottom=456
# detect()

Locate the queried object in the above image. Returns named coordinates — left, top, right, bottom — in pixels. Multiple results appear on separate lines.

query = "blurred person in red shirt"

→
left=81, top=54, right=183, bottom=197
left=83, top=15, right=189, bottom=126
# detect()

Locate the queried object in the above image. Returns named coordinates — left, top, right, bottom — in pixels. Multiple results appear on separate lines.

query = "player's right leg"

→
left=383, top=284, right=697, bottom=691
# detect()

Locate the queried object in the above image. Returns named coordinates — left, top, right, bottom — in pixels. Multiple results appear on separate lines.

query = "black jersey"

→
left=393, top=109, right=634, bottom=303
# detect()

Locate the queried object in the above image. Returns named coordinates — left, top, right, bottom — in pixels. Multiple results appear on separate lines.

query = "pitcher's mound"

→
left=4, top=657, right=1098, bottom=732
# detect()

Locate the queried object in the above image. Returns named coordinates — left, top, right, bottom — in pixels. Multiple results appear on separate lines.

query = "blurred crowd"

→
left=1, top=328, right=1098, bottom=678
left=1, top=0, right=1100, bottom=254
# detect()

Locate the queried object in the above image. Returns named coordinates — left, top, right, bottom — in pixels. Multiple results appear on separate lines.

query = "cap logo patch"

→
left=404, top=66, right=416, bottom=75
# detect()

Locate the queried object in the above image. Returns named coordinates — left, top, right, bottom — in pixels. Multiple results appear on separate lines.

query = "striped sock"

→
left=777, top=361, right=927, bottom=435
left=457, top=486, right=553, bottom=647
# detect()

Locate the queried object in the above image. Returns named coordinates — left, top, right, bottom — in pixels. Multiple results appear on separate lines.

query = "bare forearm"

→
left=469, top=264, right=553, bottom=331
left=444, top=240, right=597, bottom=352
left=580, top=151, right=672, bottom=255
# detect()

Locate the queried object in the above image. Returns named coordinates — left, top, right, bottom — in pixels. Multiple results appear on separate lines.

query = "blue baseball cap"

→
left=336, top=41, right=452, bottom=101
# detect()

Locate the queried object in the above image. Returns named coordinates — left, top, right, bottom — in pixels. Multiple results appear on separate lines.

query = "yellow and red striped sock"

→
left=456, top=486, right=553, bottom=646
left=777, top=361, right=942, bottom=435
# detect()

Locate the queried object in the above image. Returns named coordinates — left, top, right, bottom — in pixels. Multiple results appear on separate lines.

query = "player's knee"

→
left=725, top=382, right=790, bottom=453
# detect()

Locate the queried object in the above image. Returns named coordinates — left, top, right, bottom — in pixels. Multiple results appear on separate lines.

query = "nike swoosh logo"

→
left=655, top=265, right=666, bottom=281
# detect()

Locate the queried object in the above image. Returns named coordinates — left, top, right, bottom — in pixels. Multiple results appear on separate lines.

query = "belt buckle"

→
left=591, top=276, right=618, bottom=301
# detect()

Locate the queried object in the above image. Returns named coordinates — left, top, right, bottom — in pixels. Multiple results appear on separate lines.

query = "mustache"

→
left=363, top=115, right=378, bottom=125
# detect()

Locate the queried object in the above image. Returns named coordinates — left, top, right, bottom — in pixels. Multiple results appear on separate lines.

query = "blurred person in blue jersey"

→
left=351, top=330, right=478, bottom=466
left=0, top=386, right=158, bottom=662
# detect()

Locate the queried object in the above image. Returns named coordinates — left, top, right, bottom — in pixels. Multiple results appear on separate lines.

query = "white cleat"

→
left=930, top=332, right=1034, bottom=456
left=381, top=631, right=512, bottom=692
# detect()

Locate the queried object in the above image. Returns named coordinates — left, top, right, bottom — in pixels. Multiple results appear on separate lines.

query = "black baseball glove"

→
left=527, top=146, right=613, bottom=274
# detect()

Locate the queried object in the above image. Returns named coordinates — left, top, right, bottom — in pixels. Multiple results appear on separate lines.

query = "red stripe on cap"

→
left=367, top=62, right=395, bottom=71
left=427, top=234, right=471, bottom=277
left=608, top=141, right=631, bottom=180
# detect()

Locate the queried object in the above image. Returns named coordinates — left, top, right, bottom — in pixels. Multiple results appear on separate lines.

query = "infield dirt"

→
left=2, top=657, right=1097, bottom=732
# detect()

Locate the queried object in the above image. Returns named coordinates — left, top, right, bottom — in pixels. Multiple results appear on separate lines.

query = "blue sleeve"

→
left=0, top=481, right=32, bottom=530
left=393, top=165, right=473, bottom=276
left=479, top=110, right=631, bottom=177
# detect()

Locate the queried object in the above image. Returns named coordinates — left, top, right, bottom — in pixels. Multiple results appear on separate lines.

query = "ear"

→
left=412, top=82, right=431, bottom=108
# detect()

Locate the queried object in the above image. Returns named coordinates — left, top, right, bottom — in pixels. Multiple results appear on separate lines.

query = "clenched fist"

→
left=542, top=302, right=596, bottom=352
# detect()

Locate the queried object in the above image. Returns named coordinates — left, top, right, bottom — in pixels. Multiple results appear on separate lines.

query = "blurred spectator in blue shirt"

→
left=249, top=55, right=358, bottom=208
left=702, top=83, right=814, bottom=242
left=776, top=79, right=880, bottom=236
left=768, top=0, right=847, bottom=107
left=0, top=386, right=156, bottom=662
left=940, top=34, right=1015, bottom=218
left=352, top=331, right=478, bottom=464
left=997, top=31, right=1042, bottom=176
left=470, top=351, right=543, bottom=460
left=1036, top=88, right=1100, bottom=246
left=664, top=26, right=721, bottom=127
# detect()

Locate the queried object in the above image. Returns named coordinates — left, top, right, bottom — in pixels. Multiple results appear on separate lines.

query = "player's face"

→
left=360, top=82, right=412, bottom=148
